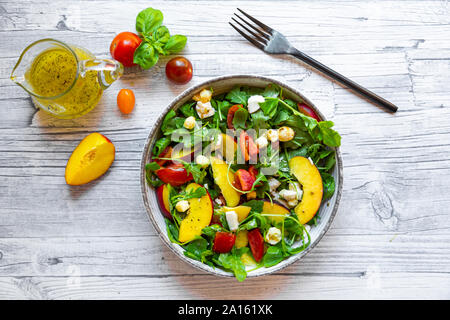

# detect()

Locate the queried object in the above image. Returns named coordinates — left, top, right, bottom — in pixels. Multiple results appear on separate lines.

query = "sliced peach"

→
left=171, top=144, right=201, bottom=163
left=156, top=184, right=172, bottom=220
left=178, top=183, right=214, bottom=243
left=235, top=230, right=249, bottom=248
left=212, top=133, right=237, bottom=162
left=210, top=156, right=241, bottom=207
left=218, top=205, right=251, bottom=222
left=65, top=132, right=115, bottom=185
left=289, top=156, right=323, bottom=224
left=261, top=200, right=290, bottom=223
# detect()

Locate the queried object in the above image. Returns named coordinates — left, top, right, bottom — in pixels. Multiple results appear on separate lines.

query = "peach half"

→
left=178, top=183, right=214, bottom=243
left=289, top=156, right=323, bottom=224
left=65, top=133, right=115, bottom=185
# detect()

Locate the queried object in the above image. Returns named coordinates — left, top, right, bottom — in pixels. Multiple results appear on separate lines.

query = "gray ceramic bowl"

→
left=140, top=75, right=343, bottom=279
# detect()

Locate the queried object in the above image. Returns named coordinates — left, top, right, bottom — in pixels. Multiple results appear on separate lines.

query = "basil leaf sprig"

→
left=133, top=7, right=187, bottom=69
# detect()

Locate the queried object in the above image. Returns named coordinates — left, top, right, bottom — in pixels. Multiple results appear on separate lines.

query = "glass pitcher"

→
left=10, top=38, right=123, bottom=119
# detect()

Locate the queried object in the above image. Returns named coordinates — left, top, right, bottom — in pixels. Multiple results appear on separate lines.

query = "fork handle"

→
left=289, top=48, right=398, bottom=113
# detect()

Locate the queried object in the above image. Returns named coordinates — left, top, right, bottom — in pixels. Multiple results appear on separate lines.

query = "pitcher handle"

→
left=79, top=59, right=124, bottom=90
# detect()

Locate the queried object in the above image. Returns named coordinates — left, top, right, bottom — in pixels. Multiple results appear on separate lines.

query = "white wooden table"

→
left=1, top=0, right=450, bottom=300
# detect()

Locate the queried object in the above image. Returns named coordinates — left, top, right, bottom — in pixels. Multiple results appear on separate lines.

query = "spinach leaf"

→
left=263, top=245, right=284, bottom=267
left=240, top=200, right=264, bottom=213
left=321, top=172, right=335, bottom=199
left=217, top=248, right=247, bottom=282
left=232, top=107, right=248, bottom=129
left=183, top=237, right=209, bottom=260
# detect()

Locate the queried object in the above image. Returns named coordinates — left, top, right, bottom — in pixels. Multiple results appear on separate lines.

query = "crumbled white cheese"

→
left=279, top=189, right=298, bottom=201
left=225, top=211, right=239, bottom=232
left=265, top=227, right=282, bottom=245
left=175, top=200, right=190, bottom=212
left=266, top=129, right=279, bottom=142
left=196, top=101, right=215, bottom=119
left=289, top=182, right=303, bottom=201
left=255, top=136, right=268, bottom=149
left=195, top=155, right=210, bottom=168
left=183, top=116, right=196, bottom=130
left=247, top=95, right=265, bottom=113
left=268, top=177, right=281, bottom=192
left=287, top=199, right=299, bottom=208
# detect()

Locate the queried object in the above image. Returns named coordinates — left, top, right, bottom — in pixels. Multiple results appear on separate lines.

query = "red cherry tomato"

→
left=247, top=229, right=264, bottom=262
left=165, top=57, right=193, bottom=84
left=235, top=169, right=255, bottom=192
left=110, top=32, right=142, bottom=67
left=155, top=163, right=193, bottom=186
left=239, top=131, right=258, bottom=162
left=226, top=104, right=243, bottom=129
left=248, top=165, right=263, bottom=187
left=154, top=146, right=172, bottom=167
left=213, top=232, right=236, bottom=253
left=117, top=89, right=135, bottom=114
left=298, top=103, right=321, bottom=121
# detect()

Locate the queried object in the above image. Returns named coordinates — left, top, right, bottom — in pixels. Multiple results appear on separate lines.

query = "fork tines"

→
left=229, top=8, right=274, bottom=50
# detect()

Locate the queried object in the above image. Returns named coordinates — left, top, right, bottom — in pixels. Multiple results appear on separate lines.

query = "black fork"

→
left=230, top=8, right=398, bottom=113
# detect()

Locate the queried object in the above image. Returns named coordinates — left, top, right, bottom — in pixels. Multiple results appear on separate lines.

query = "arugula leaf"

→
left=318, top=121, right=341, bottom=147
left=152, top=137, right=171, bottom=156
left=182, top=162, right=206, bottom=184
left=226, top=86, right=248, bottom=106
left=262, top=84, right=280, bottom=98
left=161, top=109, right=176, bottom=132
left=178, top=101, right=196, bottom=117
left=250, top=110, right=270, bottom=131
left=259, top=97, right=278, bottom=118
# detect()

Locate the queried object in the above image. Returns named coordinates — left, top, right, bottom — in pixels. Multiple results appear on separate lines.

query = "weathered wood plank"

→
left=1, top=0, right=450, bottom=299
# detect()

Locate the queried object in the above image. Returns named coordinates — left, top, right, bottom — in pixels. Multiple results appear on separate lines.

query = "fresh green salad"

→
left=145, top=84, right=341, bottom=281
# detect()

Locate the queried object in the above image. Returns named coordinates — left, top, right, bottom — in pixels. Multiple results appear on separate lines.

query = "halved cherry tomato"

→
left=298, top=103, right=320, bottom=121
left=110, top=32, right=142, bottom=67
left=248, top=165, right=263, bottom=187
left=247, top=228, right=264, bottom=262
left=213, top=232, right=236, bottom=253
left=227, top=104, right=243, bottom=129
left=155, top=163, right=193, bottom=186
left=154, top=146, right=173, bottom=167
left=235, top=169, right=256, bottom=192
left=117, top=89, right=135, bottom=114
left=239, top=131, right=258, bottom=162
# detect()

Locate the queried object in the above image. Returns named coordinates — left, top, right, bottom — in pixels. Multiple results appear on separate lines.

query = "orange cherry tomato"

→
left=117, top=89, right=135, bottom=114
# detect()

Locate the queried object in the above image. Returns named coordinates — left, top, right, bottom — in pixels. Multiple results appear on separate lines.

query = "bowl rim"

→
left=140, top=74, right=343, bottom=278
